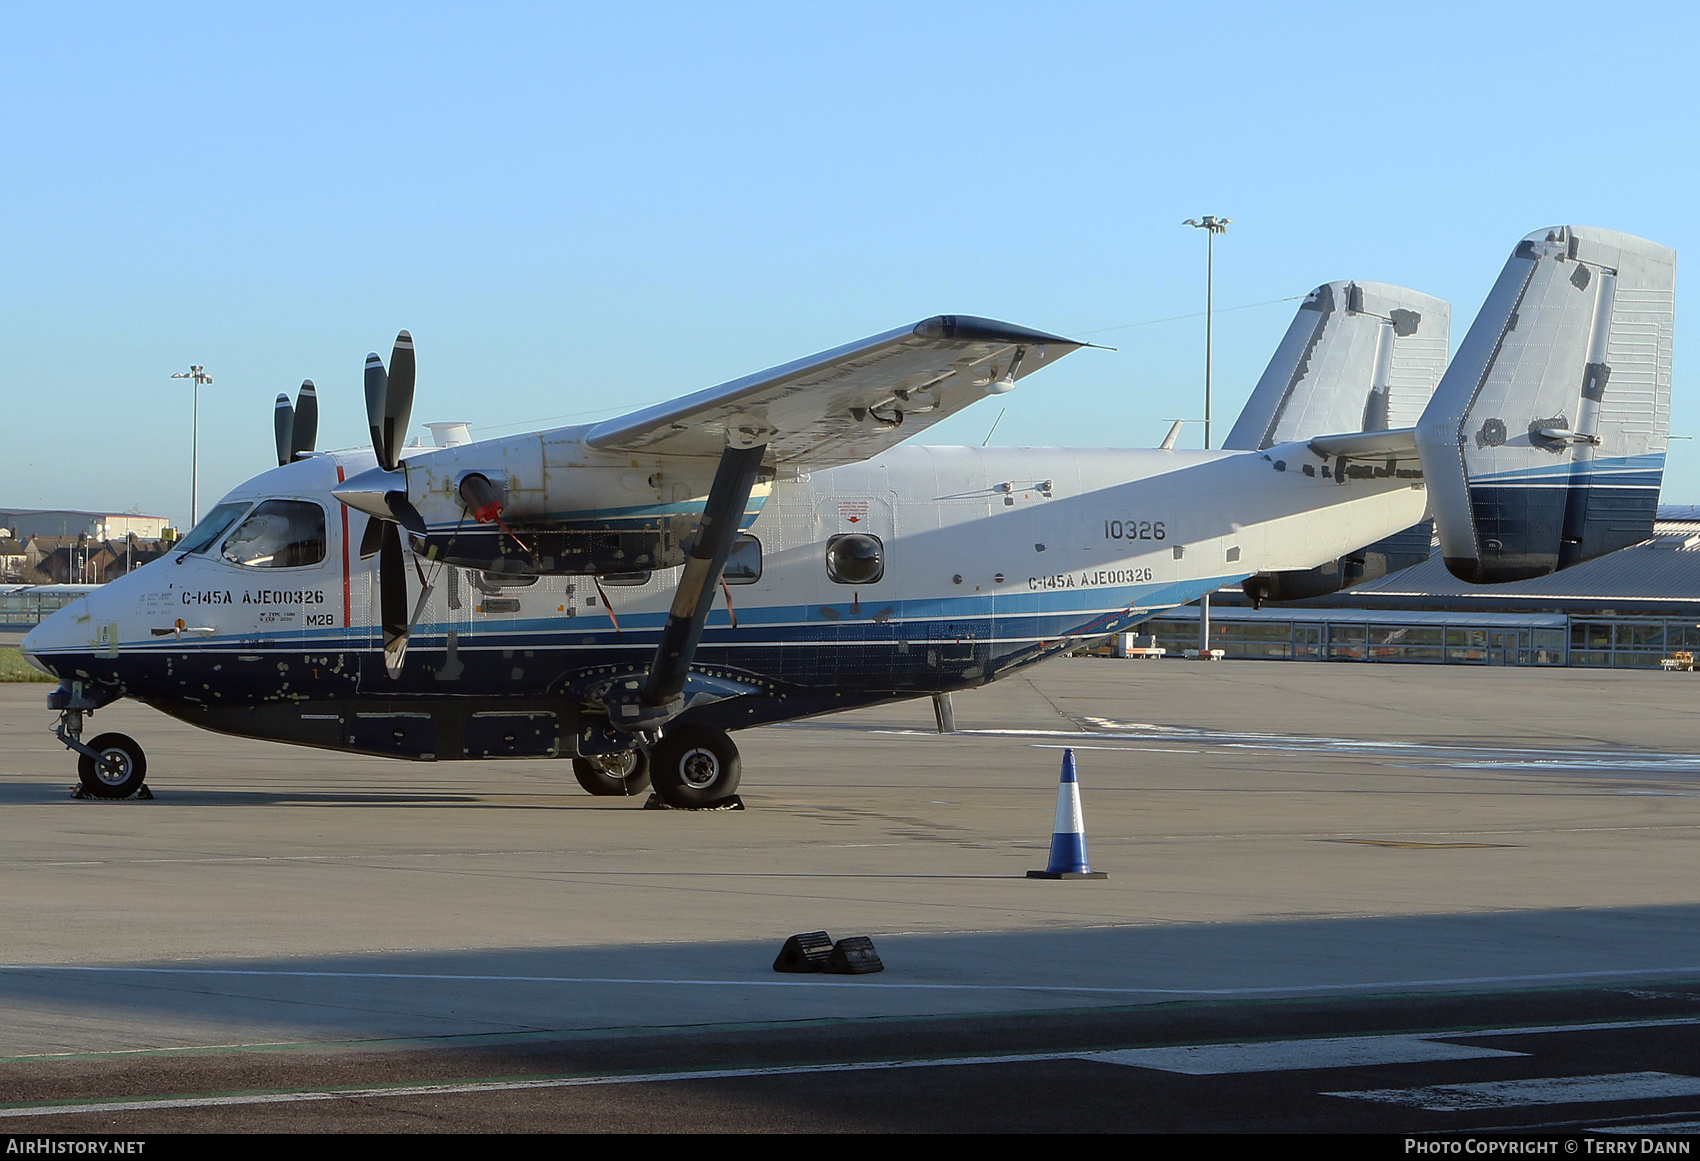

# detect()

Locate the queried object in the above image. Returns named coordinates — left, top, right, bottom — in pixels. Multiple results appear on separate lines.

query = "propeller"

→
left=366, top=333, right=415, bottom=472
left=354, top=332, right=429, bottom=677
left=272, top=380, right=320, bottom=467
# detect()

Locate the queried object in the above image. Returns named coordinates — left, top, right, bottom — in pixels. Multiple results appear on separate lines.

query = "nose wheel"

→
left=648, top=723, right=741, bottom=808
left=75, top=732, right=149, bottom=799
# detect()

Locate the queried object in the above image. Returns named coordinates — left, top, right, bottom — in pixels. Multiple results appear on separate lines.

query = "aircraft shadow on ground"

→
left=5, top=905, right=1700, bottom=1064
left=0, top=781, right=491, bottom=807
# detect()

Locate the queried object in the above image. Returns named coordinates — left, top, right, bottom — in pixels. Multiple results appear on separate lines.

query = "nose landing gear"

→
left=51, top=686, right=151, bottom=800
left=75, top=733, right=149, bottom=799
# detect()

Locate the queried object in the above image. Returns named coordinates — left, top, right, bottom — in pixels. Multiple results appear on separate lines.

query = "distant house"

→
left=22, top=534, right=170, bottom=584
left=0, top=533, right=25, bottom=583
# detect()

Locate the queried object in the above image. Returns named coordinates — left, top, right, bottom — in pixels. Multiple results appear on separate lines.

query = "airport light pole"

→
left=1183, top=215, right=1230, bottom=656
left=171, top=365, right=214, bottom=527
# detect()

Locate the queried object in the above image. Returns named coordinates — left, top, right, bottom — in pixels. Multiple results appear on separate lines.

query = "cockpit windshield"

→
left=173, top=502, right=251, bottom=557
left=221, top=500, right=327, bottom=569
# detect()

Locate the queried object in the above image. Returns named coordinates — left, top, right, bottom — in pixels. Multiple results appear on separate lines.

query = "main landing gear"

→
left=576, top=724, right=742, bottom=808
left=646, top=723, right=741, bottom=808
left=572, top=748, right=652, bottom=797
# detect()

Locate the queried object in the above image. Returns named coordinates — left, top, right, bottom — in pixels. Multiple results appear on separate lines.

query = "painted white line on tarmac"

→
left=0, top=1051, right=1090, bottom=1118
left=1087, top=1034, right=1527, bottom=1075
left=10, top=1035, right=1700, bottom=1119
left=1593, top=1120, right=1700, bottom=1133
left=1328, top=1071, right=1700, bottom=1111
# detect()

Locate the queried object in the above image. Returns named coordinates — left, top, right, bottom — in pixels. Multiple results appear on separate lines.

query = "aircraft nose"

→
left=17, top=625, right=54, bottom=675
left=20, top=604, right=80, bottom=677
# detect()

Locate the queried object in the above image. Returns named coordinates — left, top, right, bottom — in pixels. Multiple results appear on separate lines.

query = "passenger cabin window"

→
left=826, top=533, right=883, bottom=584
left=478, top=571, right=538, bottom=590
left=724, top=535, right=762, bottom=585
left=175, top=502, right=250, bottom=557
left=221, top=500, right=327, bottom=568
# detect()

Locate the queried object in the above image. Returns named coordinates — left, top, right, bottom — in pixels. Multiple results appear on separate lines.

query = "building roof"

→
left=1157, top=605, right=1568, bottom=629
left=0, top=507, right=167, bottom=520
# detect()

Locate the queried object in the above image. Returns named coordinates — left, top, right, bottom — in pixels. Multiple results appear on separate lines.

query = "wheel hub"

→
left=97, top=751, right=132, bottom=785
left=593, top=751, right=638, bottom=777
left=678, top=747, right=721, bottom=789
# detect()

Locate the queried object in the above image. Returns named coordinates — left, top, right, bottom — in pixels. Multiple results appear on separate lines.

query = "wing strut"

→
left=609, top=439, right=768, bottom=731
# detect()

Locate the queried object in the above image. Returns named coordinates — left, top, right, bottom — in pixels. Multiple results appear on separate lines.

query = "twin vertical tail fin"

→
left=1415, top=226, right=1676, bottom=583
left=1230, top=281, right=1448, bottom=605
left=1224, top=281, right=1450, bottom=450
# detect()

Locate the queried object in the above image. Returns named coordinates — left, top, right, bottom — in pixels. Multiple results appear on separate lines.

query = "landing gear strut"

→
left=648, top=723, right=741, bottom=808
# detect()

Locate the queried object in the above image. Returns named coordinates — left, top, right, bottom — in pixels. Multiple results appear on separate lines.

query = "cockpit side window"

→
left=221, top=500, right=327, bottom=569
left=174, top=502, right=251, bottom=557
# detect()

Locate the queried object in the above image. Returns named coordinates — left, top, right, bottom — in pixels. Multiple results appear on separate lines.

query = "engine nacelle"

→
left=338, top=424, right=772, bottom=576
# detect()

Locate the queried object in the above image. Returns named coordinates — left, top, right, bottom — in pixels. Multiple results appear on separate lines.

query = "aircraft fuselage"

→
left=23, top=441, right=1427, bottom=761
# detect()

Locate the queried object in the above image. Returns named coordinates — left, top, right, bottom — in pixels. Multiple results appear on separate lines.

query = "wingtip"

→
left=913, top=315, right=1085, bottom=347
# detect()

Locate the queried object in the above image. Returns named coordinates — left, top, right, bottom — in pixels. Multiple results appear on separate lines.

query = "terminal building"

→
left=1143, top=507, right=1700, bottom=669
left=0, top=509, right=170, bottom=542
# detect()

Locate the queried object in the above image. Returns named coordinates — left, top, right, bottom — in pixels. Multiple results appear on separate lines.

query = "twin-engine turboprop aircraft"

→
left=22, top=226, right=1676, bottom=807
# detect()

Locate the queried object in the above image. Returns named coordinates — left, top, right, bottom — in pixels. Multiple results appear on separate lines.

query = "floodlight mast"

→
left=1183, top=215, right=1231, bottom=656
left=170, top=365, right=214, bottom=527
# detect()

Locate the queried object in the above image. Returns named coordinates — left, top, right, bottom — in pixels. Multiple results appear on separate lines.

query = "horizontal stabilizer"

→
left=1225, top=282, right=1450, bottom=450
left=1415, top=226, right=1675, bottom=583
left=1307, top=427, right=1418, bottom=461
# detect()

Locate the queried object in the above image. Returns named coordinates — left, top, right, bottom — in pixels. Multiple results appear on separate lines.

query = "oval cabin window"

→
left=825, top=533, right=883, bottom=585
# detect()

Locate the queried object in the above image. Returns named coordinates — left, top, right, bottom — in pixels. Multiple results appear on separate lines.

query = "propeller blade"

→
left=386, top=491, right=428, bottom=537
left=379, top=522, right=409, bottom=677
left=363, top=332, right=417, bottom=471
left=359, top=515, right=385, bottom=560
left=388, top=331, right=416, bottom=447
left=273, top=394, right=295, bottom=467
left=291, top=380, right=318, bottom=460
left=364, top=352, right=391, bottom=469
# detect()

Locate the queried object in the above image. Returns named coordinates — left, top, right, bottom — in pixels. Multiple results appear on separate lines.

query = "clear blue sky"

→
left=4, top=2, right=1697, bottom=527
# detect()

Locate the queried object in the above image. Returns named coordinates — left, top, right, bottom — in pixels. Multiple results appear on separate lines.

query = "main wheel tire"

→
left=648, top=723, right=741, bottom=808
left=77, top=733, right=147, bottom=799
left=572, top=749, right=652, bottom=797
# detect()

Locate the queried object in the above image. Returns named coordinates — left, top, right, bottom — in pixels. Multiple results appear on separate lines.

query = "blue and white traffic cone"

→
left=1027, top=748, right=1108, bottom=880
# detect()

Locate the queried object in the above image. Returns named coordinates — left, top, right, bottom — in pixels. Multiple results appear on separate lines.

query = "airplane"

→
left=21, top=225, right=1675, bottom=808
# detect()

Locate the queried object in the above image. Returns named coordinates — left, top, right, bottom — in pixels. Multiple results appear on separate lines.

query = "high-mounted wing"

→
left=584, top=316, right=1086, bottom=468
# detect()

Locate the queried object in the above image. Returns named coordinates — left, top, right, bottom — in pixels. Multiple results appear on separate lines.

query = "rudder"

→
left=1416, top=226, right=1675, bottom=583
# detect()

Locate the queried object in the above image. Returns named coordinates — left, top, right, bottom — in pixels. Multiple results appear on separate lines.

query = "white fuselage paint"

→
left=23, top=441, right=1427, bottom=709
